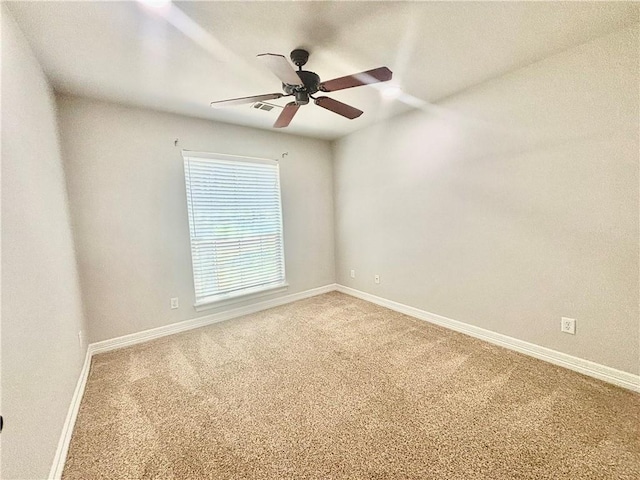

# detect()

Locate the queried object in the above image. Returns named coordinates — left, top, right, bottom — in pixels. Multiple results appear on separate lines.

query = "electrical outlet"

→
left=374, top=274, right=380, bottom=284
left=350, top=269, right=355, bottom=278
left=171, top=297, right=179, bottom=309
left=561, top=317, right=576, bottom=335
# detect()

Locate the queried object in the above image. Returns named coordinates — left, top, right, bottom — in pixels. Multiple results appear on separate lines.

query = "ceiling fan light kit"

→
left=210, top=49, right=393, bottom=128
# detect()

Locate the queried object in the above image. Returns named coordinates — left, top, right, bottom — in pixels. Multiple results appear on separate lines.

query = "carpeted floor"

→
left=63, top=292, right=639, bottom=479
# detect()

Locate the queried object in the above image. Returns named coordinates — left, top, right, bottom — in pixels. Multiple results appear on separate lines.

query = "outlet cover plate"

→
left=561, top=317, right=576, bottom=335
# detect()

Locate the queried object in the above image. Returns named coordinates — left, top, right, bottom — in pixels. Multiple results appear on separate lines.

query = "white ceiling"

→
left=7, top=1, right=639, bottom=140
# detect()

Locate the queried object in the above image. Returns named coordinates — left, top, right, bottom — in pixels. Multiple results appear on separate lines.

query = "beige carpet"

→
left=63, top=292, right=639, bottom=479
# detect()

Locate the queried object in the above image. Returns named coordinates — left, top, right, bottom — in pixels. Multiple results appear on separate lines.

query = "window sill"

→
left=193, top=282, right=289, bottom=312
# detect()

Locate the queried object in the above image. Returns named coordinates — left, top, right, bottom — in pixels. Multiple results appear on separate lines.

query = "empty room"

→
left=1, top=1, right=639, bottom=479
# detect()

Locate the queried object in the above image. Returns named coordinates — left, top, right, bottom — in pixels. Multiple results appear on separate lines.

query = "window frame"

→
left=182, top=150, right=288, bottom=310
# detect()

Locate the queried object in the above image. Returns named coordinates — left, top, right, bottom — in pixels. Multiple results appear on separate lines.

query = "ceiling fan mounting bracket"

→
left=290, top=49, right=310, bottom=68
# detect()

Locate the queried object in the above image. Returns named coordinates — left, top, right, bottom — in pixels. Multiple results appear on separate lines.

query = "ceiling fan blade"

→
left=319, top=66, right=393, bottom=92
left=257, top=53, right=303, bottom=86
left=274, top=102, right=300, bottom=128
left=314, top=96, right=363, bottom=119
left=210, top=93, right=284, bottom=108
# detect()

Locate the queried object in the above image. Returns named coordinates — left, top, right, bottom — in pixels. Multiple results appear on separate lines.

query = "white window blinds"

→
left=183, top=151, right=286, bottom=306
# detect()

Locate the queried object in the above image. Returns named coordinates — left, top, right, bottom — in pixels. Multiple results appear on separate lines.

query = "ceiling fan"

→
left=210, top=49, right=393, bottom=128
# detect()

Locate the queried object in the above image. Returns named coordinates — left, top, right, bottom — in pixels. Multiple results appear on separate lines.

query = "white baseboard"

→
left=48, top=347, right=92, bottom=480
left=90, top=283, right=337, bottom=355
left=336, top=285, right=639, bottom=393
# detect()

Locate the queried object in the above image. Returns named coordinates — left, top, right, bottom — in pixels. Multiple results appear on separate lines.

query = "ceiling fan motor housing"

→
left=283, top=70, right=320, bottom=105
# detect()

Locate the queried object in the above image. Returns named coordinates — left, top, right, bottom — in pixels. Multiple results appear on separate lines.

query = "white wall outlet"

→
left=171, top=297, right=179, bottom=309
left=561, top=317, right=576, bottom=335
left=350, top=269, right=355, bottom=278
left=374, top=274, right=380, bottom=284
left=78, top=331, right=83, bottom=346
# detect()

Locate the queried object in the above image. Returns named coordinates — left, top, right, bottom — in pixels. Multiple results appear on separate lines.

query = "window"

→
left=182, top=151, right=286, bottom=307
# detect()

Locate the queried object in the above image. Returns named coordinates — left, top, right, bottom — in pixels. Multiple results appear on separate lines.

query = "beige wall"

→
left=1, top=7, right=88, bottom=479
left=333, top=26, right=639, bottom=374
left=57, top=96, right=335, bottom=343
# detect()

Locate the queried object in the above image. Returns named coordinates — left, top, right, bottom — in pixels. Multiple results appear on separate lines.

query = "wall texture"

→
left=57, top=96, right=335, bottom=343
left=1, top=7, right=88, bottom=479
left=333, top=26, right=639, bottom=374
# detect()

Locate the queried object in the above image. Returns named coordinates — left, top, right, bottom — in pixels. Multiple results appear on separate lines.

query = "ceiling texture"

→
left=7, top=1, right=639, bottom=140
